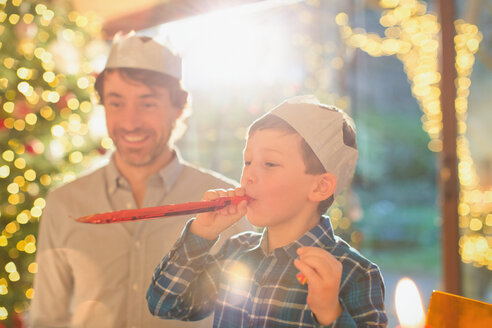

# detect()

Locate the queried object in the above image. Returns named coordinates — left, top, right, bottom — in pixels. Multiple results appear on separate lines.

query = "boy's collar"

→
left=259, top=216, right=337, bottom=260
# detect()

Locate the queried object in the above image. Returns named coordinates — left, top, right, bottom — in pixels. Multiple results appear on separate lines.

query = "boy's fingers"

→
left=225, top=189, right=236, bottom=214
left=294, top=259, right=322, bottom=285
left=298, top=256, right=333, bottom=280
left=297, top=247, right=339, bottom=264
left=202, top=188, right=248, bottom=216
left=235, top=187, right=245, bottom=196
left=227, top=188, right=235, bottom=197
left=234, top=201, right=248, bottom=216
left=297, top=246, right=333, bottom=258
left=225, top=188, right=247, bottom=214
left=217, top=189, right=229, bottom=197
left=203, top=187, right=245, bottom=202
left=202, top=189, right=225, bottom=201
left=212, top=189, right=229, bottom=214
left=297, top=247, right=341, bottom=280
left=238, top=200, right=247, bottom=212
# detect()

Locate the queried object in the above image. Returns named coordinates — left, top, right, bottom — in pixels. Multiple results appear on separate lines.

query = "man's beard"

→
left=113, top=128, right=168, bottom=167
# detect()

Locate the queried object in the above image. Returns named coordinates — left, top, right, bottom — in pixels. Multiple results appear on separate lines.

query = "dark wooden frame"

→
left=438, top=0, right=461, bottom=294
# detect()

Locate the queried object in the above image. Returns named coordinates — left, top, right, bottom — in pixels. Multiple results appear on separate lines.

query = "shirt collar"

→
left=259, top=228, right=269, bottom=255
left=259, top=216, right=337, bottom=260
left=158, top=149, right=183, bottom=194
left=104, top=150, right=184, bottom=196
left=105, top=154, right=120, bottom=195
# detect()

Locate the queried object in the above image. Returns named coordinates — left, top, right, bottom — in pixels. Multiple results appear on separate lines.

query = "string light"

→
left=337, top=0, right=490, bottom=269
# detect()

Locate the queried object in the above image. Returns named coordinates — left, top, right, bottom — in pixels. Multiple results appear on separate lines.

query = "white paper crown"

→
left=105, top=32, right=182, bottom=80
left=269, top=95, right=359, bottom=197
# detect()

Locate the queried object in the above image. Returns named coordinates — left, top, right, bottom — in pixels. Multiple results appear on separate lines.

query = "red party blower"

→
left=75, top=195, right=250, bottom=224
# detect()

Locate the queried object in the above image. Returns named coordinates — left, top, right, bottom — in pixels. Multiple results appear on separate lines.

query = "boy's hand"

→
left=294, top=247, right=343, bottom=325
left=190, top=188, right=248, bottom=241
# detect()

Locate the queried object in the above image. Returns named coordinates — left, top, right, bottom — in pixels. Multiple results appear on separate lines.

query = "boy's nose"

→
left=241, top=168, right=257, bottom=185
left=245, top=175, right=255, bottom=184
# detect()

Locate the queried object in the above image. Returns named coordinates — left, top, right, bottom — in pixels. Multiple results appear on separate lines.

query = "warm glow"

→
left=0, top=307, right=8, bottom=320
left=395, top=278, right=425, bottom=328
left=88, top=105, right=107, bottom=138
left=157, top=0, right=301, bottom=88
left=225, top=261, right=252, bottom=306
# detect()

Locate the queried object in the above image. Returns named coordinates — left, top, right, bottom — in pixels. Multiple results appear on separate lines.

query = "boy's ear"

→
left=309, top=173, right=337, bottom=202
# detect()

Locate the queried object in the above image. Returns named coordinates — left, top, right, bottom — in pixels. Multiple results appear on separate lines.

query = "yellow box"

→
left=426, top=290, right=492, bottom=328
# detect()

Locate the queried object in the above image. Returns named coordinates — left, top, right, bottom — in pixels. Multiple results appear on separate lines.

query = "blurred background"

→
left=0, top=0, right=491, bottom=327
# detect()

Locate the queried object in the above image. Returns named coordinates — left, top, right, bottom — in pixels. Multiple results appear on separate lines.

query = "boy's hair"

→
left=94, top=67, right=191, bottom=145
left=248, top=97, right=358, bottom=214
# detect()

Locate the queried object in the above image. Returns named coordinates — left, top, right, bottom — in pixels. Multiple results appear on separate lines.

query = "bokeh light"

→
left=338, top=0, right=489, bottom=269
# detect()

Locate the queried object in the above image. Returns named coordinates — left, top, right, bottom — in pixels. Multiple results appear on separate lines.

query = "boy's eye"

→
left=244, top=161, right=251, bottom=166
left=142, top=102, right=157, bottom=109
left=265, top=162, right=278, bottom=167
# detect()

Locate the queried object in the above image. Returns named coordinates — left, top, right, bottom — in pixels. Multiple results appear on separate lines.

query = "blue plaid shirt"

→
left=147, top=217, right=387, bottom=327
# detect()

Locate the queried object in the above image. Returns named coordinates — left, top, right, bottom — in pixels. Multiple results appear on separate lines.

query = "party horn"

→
left=75, top=195, right=250, bottom=224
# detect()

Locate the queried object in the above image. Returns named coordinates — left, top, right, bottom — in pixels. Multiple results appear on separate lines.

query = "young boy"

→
left=146, top=96, right=387, bottom=327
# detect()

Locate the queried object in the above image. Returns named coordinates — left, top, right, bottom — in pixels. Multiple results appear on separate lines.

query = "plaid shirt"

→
left=147, top=217, right=387, bottom=327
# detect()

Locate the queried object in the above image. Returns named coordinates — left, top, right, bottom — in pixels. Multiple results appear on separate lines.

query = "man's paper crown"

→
left=105, top=32, right=182, bottom=80
left=268, top=95, right=359, bottom=197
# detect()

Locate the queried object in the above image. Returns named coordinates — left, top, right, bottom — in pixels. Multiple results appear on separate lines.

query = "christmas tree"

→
left=0, top=0, right=106, bottom=326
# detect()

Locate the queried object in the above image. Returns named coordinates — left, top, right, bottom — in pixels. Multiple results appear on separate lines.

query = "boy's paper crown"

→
left=104, top=32, right=182, bottom=80
left=269, top=95, right=358, bottom=197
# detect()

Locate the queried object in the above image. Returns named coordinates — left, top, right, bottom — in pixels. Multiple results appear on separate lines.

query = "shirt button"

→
left=132, top=284, right=138, bottom=291
left=126, top=202, right=133, bottom=209
left=135, top=241, right=141, bottom=248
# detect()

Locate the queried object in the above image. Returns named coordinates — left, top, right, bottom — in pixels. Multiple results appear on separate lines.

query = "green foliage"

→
left=354, top=103, right=439, bottom=252
left=363, top=245, right=440, bottom=275
left=355, top=179, right=439, bottom=251
left=356, top=107, right=436, bottom=185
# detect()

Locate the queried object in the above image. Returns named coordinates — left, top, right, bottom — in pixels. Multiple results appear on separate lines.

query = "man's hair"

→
left=94, top=67, right=191, bottom=144
left=248, top=114, right=357, bottom=214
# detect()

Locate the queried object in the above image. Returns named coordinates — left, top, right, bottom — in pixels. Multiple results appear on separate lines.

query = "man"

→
left=30, top=33, right=252, bottom=328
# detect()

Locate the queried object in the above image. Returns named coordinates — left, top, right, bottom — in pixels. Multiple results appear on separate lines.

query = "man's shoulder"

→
left=180, top=160, right=238, bottom=188
left=41, top=165, right=110, bottom=219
